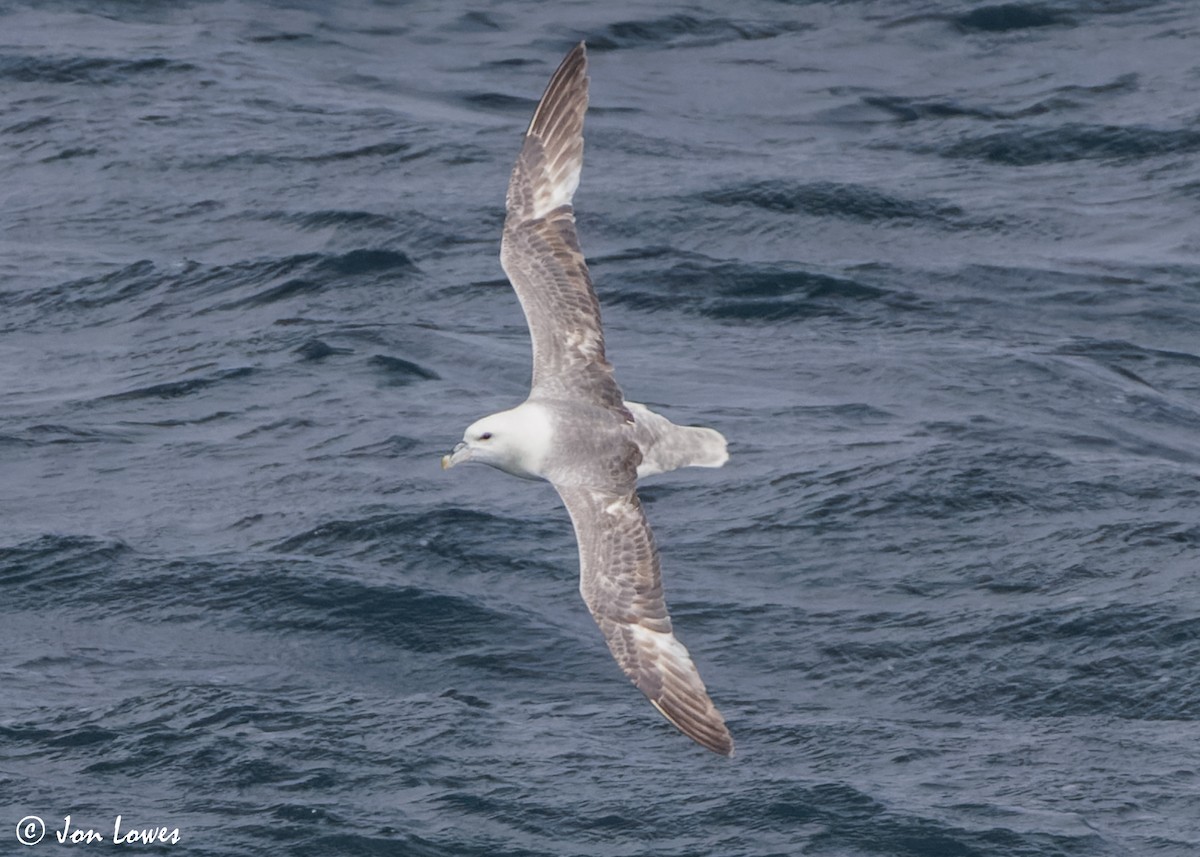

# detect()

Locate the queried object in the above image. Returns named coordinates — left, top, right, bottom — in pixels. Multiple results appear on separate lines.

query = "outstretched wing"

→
left=500, top=42, right=628, bottom=415
left=554, top=483, right=734, bottom=756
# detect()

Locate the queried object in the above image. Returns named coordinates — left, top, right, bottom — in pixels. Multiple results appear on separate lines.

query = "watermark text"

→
left=15, top=815, right=181, bottom=847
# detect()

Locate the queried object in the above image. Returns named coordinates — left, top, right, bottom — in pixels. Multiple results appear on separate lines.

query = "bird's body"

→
left=442, top=43, right=733, bottom=756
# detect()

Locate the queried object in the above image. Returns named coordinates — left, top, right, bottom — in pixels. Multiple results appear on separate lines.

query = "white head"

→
left=441, top=402, right=553, bottom=481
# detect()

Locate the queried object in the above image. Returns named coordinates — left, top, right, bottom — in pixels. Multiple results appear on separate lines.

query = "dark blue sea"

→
left=3, top=1, right=1199, bottom=854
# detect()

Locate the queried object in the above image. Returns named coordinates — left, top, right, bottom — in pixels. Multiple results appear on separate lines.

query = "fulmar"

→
left=441, top=42, right=733, bottom=756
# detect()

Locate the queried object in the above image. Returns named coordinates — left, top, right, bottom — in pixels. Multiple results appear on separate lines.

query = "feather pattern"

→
left=556, top=484, right=734, bottom=756
left=500, top=43, right=629, bottom=417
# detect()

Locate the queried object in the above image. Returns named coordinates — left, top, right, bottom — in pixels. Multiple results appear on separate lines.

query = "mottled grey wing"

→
left=500, top=42, right=628, bottom=415
left=555, top=483, right=734, bottom=756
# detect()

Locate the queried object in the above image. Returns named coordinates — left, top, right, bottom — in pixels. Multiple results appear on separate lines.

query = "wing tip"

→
left=650, top=698, right=735, bottom=756
left=526, top=42, right=589, bottom=136
left=507, top=42, right=591, bottom=221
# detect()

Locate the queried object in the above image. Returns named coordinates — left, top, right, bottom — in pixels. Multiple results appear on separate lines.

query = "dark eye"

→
left=480, top=432, right=493, bottom=440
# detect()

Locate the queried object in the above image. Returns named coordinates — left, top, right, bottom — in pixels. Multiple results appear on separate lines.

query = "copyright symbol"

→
left=16, top=816, right=45, bottom=846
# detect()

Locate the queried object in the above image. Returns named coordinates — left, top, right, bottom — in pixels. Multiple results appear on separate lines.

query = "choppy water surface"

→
left=3, top=1, right=1199, bottom=854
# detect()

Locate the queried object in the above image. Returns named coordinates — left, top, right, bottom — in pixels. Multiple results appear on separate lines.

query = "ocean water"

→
left=3, top=0, right=1199, bottom=854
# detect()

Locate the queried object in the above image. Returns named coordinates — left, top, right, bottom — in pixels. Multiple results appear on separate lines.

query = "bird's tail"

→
left=625, top=401, right=729, bottom=479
